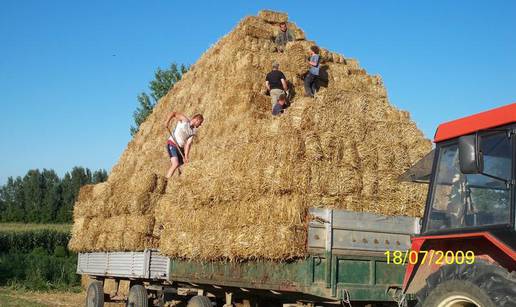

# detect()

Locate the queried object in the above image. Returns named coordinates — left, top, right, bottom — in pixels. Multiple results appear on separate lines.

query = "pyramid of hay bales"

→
left=69, top=10, right=431, bottom=260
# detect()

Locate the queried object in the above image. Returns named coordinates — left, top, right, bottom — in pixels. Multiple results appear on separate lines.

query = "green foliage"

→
left=130, top=63, right=188, bottom=136
left=0, top=227, right=79, bottom=291
left=92, top=169, right=108, bottom=184
left=130, top=93, right=154, bottom=136
left=149, top=63, right=188, bottom=102
left=0, top=167, right=108, bottom=223
left=0, top=223, right=70, bottom=233
left=0, top=252, right=79, bottom=290
left=0, top=229, right=70, bottom=254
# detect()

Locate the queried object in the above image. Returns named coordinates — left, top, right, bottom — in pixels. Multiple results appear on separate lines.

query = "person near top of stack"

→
left=304, top=45, right=320, bottom=98
left=274, top=22, right=295, bottom=52
left=164, top=111, right=204, bottom=178
left=266, top=62, right=289, bottom=108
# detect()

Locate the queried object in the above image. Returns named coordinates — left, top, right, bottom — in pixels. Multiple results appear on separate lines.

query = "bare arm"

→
left=309, top=60, right=318, bottom=66
left=265, top=80, right=271, bottom=91
left=183, top=136, right=194, bottom=162
left=165, top=111, right=189, bottom=130
left=281, top=78, right=288, bottom=91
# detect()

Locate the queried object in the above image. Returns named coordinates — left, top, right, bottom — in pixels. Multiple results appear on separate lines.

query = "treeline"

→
left=0, top=167, right=107, bottom=223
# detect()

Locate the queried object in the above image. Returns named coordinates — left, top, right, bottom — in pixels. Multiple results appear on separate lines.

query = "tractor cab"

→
left=424, top=125, right=514, bottom=241
left=423, top=104, right=515, bottom=248
left=402, top=103, right=516, bottom=306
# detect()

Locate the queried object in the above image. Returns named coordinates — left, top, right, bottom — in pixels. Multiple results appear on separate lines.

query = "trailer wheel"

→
left=187, top=295, right=213, bottom=307
left=416, top=261, right=516, bottom=307
left=127, top=284, right=149, bottom=307
left=85, top=281, right=104, bottom=307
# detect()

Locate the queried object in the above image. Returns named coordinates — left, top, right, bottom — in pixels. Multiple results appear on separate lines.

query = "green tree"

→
left=22, top=170, right=43, bottom=222
left=92, top=169, right=108, bottom=183
left=149, top=63, right=188, bottom=102
left=56, top=167, right=92, bottom=222
left=130, top=93, right=154, bottom=136
left=0, top=167, right=108, bottom=223
left=0, top=177, right=25, bottom=222
left=130, top=63, right=188, bottom=136
left=41, top=169, right=61, bottom=222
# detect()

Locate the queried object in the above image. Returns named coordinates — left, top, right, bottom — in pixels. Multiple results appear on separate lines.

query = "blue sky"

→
left=0, top=0, right=514, bottom=184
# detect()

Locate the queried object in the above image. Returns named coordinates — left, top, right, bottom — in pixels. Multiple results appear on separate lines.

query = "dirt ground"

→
left=0, top=288, right=126, bottom=307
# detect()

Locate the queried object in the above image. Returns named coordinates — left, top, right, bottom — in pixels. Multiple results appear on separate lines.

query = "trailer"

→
left=79, top=208, right=420, bottom=306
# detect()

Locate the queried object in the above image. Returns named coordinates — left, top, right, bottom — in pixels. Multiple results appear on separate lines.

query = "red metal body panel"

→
left=434, top=103, right=516, bottom=142
left=403, top=232, right=516, bottom=293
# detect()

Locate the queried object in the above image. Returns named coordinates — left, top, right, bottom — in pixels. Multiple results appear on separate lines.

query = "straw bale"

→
left=77, top=184, right=94, bottom=202
left=70, top=11, right=431, bottom=260
left=258, top=10, right=288, bottom=23
left=293, top=27, right=305, bottom=41
left=92, top=182, right=110, bottom=199
left=345, top=58, right=360, bottom=69
left=240, top=17, right=274, bottom=40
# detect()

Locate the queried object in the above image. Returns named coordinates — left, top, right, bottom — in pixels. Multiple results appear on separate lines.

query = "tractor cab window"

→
left=427, top=132, right=512, bottom=232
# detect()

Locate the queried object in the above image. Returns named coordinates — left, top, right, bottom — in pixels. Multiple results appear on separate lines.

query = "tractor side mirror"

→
left=458, top=134, right=483, bottom=174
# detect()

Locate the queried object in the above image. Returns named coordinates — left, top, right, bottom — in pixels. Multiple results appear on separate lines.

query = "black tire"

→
left=187, top=296, right=213, bottom=307
left=127, top=284, right=149, bottom=307
left=85, top=281, right=104, bottom=307
left=416, top=261, right=516, bottom=307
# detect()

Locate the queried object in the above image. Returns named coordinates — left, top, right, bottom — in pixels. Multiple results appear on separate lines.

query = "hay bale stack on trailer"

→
left=69, top=10, right=430, bottom=262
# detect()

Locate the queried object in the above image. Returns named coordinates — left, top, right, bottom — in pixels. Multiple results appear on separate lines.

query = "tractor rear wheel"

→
left=416, top=261, right=516, bottom=307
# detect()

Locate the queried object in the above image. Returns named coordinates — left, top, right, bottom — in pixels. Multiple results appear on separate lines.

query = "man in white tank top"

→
left=164, top=111, right=204, bottom=178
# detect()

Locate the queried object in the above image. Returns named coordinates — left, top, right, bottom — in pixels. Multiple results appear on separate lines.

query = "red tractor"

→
left=402, top=103, right=516, bottom=306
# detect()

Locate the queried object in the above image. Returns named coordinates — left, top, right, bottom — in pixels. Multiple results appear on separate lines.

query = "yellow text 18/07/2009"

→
left=384, top=250, right=475, bottom=265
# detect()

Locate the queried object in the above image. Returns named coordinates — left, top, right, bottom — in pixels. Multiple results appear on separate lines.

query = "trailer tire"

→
left=85, top=281, right=104, bottom=307
left=187, top=296, right=212, bottom=307
left=416, top=261, right=516, bottom=307
left=127, top=284, right=149, bottom=307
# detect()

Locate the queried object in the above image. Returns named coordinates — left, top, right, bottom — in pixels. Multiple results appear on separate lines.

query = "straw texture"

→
left=69, top=11, right=431, bottom=260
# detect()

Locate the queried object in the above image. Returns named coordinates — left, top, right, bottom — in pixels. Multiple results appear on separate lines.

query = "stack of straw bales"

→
left=69, top=10, right=431, bottom=261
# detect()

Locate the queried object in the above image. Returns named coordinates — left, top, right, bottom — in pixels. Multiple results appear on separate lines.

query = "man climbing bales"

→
left=304, top=45, right=320, bottom=97
left=274, top=22, right=294, bottom=52
left=164, top=111, right=204, bottom=178
left=266, top=62, right=288, bottom=106
left=272, top=93, right=287, bottom=116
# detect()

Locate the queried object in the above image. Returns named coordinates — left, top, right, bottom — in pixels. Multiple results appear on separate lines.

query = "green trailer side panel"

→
left=169, top=258, right=313, bottom=292
left=312, top=257, right=326, bottom=283
left=337, top=259, right=370, bottom=284
left=375, top=261, right=405, bottom=285
left=168, top=255, right=407, bottom=302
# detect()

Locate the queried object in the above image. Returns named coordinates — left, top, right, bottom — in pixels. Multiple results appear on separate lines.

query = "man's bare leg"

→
left=166, top=157, right=180, bottom=178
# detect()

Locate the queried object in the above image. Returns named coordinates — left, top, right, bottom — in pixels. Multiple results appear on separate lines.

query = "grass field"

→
left=0, top=288, right=83, bottom=306
left=0, top=223, right=71, bottom=233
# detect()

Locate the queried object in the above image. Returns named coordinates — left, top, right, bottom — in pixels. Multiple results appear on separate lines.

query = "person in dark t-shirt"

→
left=265, top=62, right=288, bottom=106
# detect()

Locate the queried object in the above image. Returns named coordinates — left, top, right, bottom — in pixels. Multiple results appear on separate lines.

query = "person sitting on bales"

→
left=304, top=45, right=320, bottom=98
left=274, top=22, right=295, bottom=52
left=272, top=93, right=287, bottom=116
left=164, top=111, right=204, bottom=178
left=266, top=62, right=288, bottom=106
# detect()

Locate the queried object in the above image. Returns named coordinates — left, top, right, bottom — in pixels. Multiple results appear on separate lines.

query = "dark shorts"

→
left=167, top=144, right=184, bottom=165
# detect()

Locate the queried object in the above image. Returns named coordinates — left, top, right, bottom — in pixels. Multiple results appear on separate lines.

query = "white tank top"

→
left=169, top=120, right=197, bottom=147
